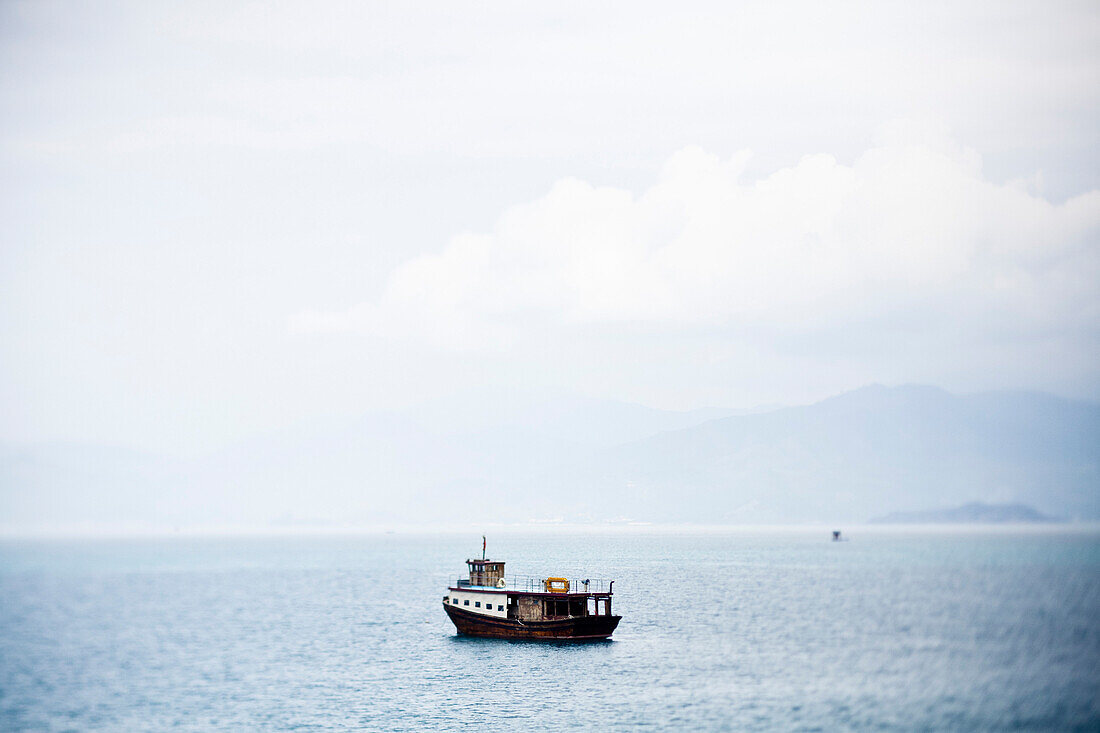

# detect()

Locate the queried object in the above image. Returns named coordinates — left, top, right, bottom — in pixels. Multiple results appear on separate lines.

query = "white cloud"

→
left=291, top=136, right=1100, bottom=365
left=4, top=1, right=1099, bottom=451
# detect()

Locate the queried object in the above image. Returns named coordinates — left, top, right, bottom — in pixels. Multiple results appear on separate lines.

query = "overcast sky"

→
left=1, top=0, right=1098, bottom=454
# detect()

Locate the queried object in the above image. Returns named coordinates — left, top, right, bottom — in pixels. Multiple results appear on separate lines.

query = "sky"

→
left=1, top=0, right=1098, bottom=455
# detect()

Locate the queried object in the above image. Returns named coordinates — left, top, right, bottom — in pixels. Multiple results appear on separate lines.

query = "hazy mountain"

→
left=0, top=442, right=186, bottom=528
left=546, top=385, right=1099, bottom=523
left=870, top=502, right=1058, bottom=524
left=1, top=386, right=1096, bottom=530
left=0, top=398, right=747, bottom=529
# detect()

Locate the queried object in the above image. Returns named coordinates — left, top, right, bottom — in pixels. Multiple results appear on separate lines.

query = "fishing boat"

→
left=442, top=538, right=621, bottom=641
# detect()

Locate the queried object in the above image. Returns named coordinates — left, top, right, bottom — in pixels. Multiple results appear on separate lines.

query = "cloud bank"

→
left=291, top=135, right=1099, bottom=392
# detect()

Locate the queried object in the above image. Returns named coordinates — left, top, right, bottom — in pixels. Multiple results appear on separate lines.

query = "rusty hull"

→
left=443, top=602, right=621, bottom=641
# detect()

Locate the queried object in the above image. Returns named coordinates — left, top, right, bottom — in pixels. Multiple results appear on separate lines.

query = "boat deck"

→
left=453, top=575, right=613, bottom=595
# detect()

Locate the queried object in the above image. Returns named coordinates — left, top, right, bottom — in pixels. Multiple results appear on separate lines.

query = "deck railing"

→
left=455, top=575, right=613, bottom=594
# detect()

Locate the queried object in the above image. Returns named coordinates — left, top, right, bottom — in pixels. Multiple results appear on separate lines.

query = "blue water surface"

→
left=1, top=529, right=1098, bottom=731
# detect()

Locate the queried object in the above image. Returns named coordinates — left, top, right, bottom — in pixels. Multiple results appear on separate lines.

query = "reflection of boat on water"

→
left=442, top=539, right=621, bottom=641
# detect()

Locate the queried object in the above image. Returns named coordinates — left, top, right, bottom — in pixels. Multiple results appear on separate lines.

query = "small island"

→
left=869, top=502, right=1059, bottom=524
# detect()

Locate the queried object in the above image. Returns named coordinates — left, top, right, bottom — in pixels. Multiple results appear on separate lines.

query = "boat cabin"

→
left=447, top=557, right=615, bottom=622
left=465, top=559, right=505, bottom=587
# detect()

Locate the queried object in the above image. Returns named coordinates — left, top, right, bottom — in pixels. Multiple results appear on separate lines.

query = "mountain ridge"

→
left=2, top=385, right=1097, bottom=529
left=869, top=502, right=1059, bottom=524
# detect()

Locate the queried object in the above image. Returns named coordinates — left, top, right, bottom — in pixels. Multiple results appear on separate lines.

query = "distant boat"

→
left=442, top=539, right=621, bottom=641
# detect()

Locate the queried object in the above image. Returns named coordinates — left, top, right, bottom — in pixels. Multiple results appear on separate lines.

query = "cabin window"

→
left=497, top=605, right=504, bottom=611
left=452, top=598, right=458, bottom=604
left=463, top=600, right=469, bottom=606
left=475, top=601, right=481, bottom=608
left=546, top=600, right=571, bottom=616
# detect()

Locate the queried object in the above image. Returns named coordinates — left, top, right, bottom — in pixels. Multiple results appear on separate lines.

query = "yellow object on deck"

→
left=544, top=577, right=570, bottom=593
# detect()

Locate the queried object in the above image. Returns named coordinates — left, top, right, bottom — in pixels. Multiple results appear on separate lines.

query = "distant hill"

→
left=1, top=385, right=1097, bottom=530
left=869, top=502, right=1059, bottom=524
left=539, top=385, right=1100, bottom=524
left=0, top=398, right=749, bottom=529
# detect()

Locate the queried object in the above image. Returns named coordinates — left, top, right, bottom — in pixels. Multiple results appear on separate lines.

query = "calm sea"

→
left=0, top=529, right=1097, bottom=731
